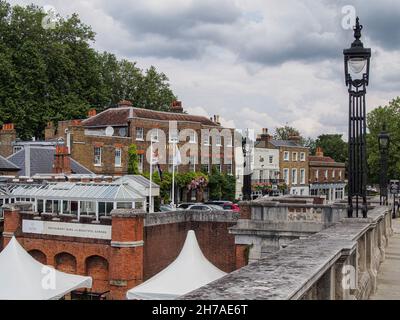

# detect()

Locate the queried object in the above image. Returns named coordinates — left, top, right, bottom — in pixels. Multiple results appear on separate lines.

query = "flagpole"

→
left=149, top=140, right=153, bottom=213
left=171, top=140, right=176, bottom=208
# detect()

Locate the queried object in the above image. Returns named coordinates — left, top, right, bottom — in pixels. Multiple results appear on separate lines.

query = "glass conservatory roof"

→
left=0, top=182, right=145, bottom=202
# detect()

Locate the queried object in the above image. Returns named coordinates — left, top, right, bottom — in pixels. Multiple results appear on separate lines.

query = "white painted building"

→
left=251, top=146, right=280, bottom=198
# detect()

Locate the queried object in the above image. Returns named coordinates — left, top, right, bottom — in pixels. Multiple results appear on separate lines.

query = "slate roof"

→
left=0, top=155, right=20, bottom=171
left=269, top=140, right=304, bottom=148
left=82, top=107, right=218, bottom=127
left=7, top=147, right=93, bottom=176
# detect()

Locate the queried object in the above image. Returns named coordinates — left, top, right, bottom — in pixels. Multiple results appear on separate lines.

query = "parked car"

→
left=159, top=205, right=174, bottom=212
left=159, top=204, right=184, bottom=212
left=177, top=202, right=195, bottom=209
left=186, top=204, right=224, bottom=211
left=205, top=201, right=240, bottom=212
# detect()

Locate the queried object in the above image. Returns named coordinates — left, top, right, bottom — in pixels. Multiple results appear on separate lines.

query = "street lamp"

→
left=343, top=17, right=371, bottom=218
left=378, top=125, right=390, bottom=205
left=242, top=130, right=252, bottom=201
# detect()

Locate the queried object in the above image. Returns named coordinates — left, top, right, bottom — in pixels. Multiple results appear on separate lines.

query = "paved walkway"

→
left=370, top=218, right=400, bottom=300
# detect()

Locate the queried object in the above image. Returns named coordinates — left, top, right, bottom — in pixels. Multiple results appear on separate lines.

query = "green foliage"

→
left=0, top=2, right=176, bottom=139
left=273, top=125, right=314, bottom=148
left=315, top=134, right=348, bottom=163
left=367, top=97, right=400, bottom=183
left=127, top=144, right=139, bottom=175
left=303, top=137, right=316, bottom=154
left=221, top=174, right=236, bottom=201
left=273, top=125, right=300, bottom=141
left=142, top=171, right=171, bottom=203
left=208, top=166, right=235, bottom=201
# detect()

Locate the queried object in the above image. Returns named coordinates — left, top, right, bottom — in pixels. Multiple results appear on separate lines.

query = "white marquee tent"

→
left=0, top=237, right=92, bottom=300
left=126, top=230, right=226, bottom=300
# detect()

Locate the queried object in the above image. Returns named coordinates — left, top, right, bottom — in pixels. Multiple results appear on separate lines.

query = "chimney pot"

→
left=2, top=123, right=14, bottom=131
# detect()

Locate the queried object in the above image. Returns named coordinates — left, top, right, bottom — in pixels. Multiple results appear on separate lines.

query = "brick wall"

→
left=1, top=207, right=239, bottom=300
left=309, top=166, right=346, bottom=184
left=143, top=215, right=237, bottom=280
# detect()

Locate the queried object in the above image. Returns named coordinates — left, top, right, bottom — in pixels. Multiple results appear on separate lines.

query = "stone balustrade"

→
left=182, top=205, right=392, bottom=300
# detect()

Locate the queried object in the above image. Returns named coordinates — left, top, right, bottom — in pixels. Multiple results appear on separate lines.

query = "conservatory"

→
left=0, top=181, right=147, bottom=220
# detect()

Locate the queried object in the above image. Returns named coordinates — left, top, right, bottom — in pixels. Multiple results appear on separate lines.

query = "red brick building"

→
left=308, top=147, right=346, bottom=202
left=45, top=100, right=235, bottom=178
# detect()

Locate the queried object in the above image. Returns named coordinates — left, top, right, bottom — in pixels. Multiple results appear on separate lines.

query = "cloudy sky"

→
left=9, top=0, right=400, bottom=139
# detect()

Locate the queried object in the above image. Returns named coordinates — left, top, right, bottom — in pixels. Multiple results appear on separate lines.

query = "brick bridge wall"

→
left=143, top=211, right=239, bottom=279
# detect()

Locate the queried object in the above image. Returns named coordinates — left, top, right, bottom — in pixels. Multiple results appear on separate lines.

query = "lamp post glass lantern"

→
left=378, top=125, right=390, bottom=205
left=343, top=17, right=371, bottom=218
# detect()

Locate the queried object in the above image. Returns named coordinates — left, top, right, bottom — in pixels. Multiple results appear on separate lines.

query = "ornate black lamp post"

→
left=242, top=130, right=252, bottom=201
left=343, top=17, right=371, bottom=218
left=378, top=125, right=390, bottom=205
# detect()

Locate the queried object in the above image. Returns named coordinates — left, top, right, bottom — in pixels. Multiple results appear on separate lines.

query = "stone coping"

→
left=144, top=210, right=240, bottom=227
left=229, top=219, right=325, bottom=235
left=182, top=206, right=388, bottom=300
left=111, top=208, right=146, bottom=218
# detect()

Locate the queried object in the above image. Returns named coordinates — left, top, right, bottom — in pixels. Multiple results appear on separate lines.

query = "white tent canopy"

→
left=0, top=237, right=92, bottom=300
left=126, top=230, right=226, bottom=300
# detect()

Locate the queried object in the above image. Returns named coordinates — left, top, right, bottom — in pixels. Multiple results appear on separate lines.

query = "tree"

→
left=367, top=97, right=400, bottom=184
left=273, top=125, right=301, bottom=141
left=127, top=144, right=140, bottom=175
left=303, top=137, right=316, bottom=154
left=208, top=166, right=224, bottom=200
left=273, top=125, right=315, bottom=148
left=314, top=134, right=347, bottom=163
left=221, top=174, right=236, bottom=201
left=0, top=2, right=177, bottom=139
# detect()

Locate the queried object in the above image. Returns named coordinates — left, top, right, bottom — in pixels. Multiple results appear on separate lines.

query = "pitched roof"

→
left=0, top=155, right=20, bottom=171
left=309, top=155, right=345, bottom=167
left=82, top=107, right=218, bottom=127
left=7, top=147, right=93, bottom=176
left=309, top=156, right=335, bottom=163
left=269, top=140, right=304, bottom=148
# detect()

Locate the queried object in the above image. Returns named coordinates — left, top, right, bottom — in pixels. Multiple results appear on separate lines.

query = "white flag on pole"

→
left=172, top=144, right=181, bottom=166
left=152, top=149, right=159, bottom=165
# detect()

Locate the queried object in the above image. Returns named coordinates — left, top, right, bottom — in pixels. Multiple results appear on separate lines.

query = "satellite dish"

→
left=105, top=126, right=114, bottom=137
left=119, top=127, right=127, bottom=137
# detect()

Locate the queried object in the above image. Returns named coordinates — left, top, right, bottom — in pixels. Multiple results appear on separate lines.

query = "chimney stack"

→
left=53, top=145, right=71, bottom=174
left=213, top=115, right=221, bottom=126
left=288, top=134, right=302, bottom=144
left=117, top=100, right=133, bottom=108
left=88, top=108, right=97, bottom=118
left=316, top=147, right=324, bottom=157
left=0, top=123, right=16, bottom=157
left=170, top=100, right=183, bottom=113
left=257, top=128, right=272, bottom=143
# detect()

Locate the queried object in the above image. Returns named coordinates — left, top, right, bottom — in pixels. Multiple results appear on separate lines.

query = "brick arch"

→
left=28, top=249, right=47, bottom=265
left=85, top=255, right=110, bottom=294
left=55, top=252, right=77, bottom=274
